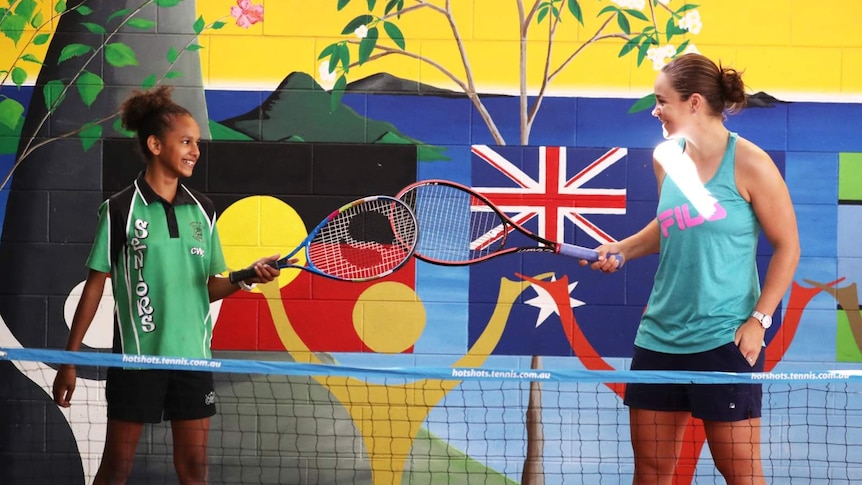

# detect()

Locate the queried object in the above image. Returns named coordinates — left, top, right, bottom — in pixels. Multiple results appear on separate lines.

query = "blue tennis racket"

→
left=229, top=195, right=418, bottom=282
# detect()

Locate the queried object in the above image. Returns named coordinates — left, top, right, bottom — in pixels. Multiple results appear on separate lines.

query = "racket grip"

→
left=228, top=261, right=279, bottom=285
left=558, top=244, right=624, bottom=265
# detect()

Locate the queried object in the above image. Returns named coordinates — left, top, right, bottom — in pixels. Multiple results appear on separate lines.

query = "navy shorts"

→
left=106, top=368, right=217, bottom=423
left=624, top=342, right=764, bottom=422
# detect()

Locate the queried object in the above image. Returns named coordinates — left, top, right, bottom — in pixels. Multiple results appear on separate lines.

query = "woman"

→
left=585, top=53, right=800, bottom=484
left=52, top=86, right=281, bottom=484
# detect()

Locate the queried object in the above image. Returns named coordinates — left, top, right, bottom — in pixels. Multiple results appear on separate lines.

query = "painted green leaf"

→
left=329, top=74, right=347, bottom=113
left=676, top=3, right=699, bottom=14
left=14, top=0, right=38, bottom=20
left=337, top=0, right=351, bottom=11
left=367, top=0, right=377, bottom=10
left=617, top=12, right=631, bottom=34
left=76, top=5, right=92, bottom=15
left=567, top=0, right=584, bottom=25
left=154, top=0, right=183, bottom=7
left=33, top=33, right=51, bottom=45
left=11, top=67, right=27, bottom=87
left=2, top=14, right=27, bottom=44
left=618, top=36, right=640, bottom=57
left=0, top=99, right=25, bottom=131
left=636, top=40, right=651, bottom=66
left=337, top=42, right=351, bottom=73
left=20, top=53, right=42, bottom=64
left=164, top=71, right=184, bottom=79
left=127, top=18, right=156, bottom=30
left=106, top=8, right=132, bottom=23
left=76, top=71, right=104, bottom=107
left=43, top=80, right=66, bottom=112
left=384, top=0, right=399, bottom=15
left=383, top=21, right=405, bottom=50
left=319, top=43, right=338, bottom=60
left=676, top=39, right=690, bottom=55
left=598, top=5, right=617, bottom=16
left=211, top=21, right=226, bottom=30
left=54, top=0, right=67, bottom=14
left=141, top=73, right=157, bottom=89
left=57, top=43, right=92, bottom=63
left=81, top=22, right=106, bottom=34
left=187, top=44, right=203, bottom=51
left=358, top=27, right=379, bottom=64
left=113, top=118, right=135, bottom=137
left=30, top=11, right=44, bottom=28
left=341, top=14, right=374, bottom=35
left=624, top=8, right=648, bottom=22
left=105, top=42, right=138, bottom=67
left=79, top=123, right=102, bottom=152
left=167, top=46, right=179, bottom=64
left=628, top=93, right=655, bottom=114
left=193, top=15, right=205, bottom=34
left=537, top=5, right=549, bottom=24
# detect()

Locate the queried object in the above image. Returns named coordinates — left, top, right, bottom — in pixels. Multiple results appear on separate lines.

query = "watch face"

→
left=761, top=314, right=772, bottom=328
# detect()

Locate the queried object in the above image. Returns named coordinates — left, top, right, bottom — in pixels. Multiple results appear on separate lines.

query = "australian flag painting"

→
left=467, top=144, right=658, bottom=359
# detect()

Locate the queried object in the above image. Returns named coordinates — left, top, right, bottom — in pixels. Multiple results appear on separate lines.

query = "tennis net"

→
left=1, top=347, right=861, bottom=484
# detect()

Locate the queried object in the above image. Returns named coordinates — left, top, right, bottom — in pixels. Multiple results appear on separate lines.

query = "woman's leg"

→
left=630, top=408, right=690, bottom=485
left=93, top=418, right=144, bottom=485
left=703, top=417, right=765, bottom=485
left=171, top=417, right=211, bottom=485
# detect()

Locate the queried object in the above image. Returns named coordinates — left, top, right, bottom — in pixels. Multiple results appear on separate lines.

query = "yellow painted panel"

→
left=841, top=49, right=862, bottom=93
left=696, top=1, right=791, bottom=47
left=202, top=35, right=317, bottom=89
left=473, top=0, right=582, bottom=42
left=791, top=0, right=862, bottom=47
left=736, top=47, right=842, bottom=94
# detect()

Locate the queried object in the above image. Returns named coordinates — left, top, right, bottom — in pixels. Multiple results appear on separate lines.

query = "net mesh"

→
left=1, top=347, right=861, bottom=485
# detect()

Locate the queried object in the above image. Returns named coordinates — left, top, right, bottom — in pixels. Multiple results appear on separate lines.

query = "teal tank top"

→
left=636, top=133, right=761, bottom=354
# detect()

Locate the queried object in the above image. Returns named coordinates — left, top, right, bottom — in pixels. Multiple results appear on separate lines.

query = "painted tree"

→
left=320, top=0, right=702, bottom=145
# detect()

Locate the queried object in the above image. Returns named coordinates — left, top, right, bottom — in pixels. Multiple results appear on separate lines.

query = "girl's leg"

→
left=93, top=418, right=144, bottom=485
left=171, top=417, right=211, bottom=485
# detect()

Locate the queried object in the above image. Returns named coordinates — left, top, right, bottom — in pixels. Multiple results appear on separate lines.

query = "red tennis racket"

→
left=396, top=179, right=622, bottom=266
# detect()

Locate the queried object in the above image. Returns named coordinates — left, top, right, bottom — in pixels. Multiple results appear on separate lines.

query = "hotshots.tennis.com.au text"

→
left=451, top=368, right=551, bottom=380
left=750, top=371, right=851, bottom=380
left=121, top=354, right=222, bottom=369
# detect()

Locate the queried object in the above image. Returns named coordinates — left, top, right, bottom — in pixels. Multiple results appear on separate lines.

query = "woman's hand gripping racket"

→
left=229, top=196, right=418, bottom=283
left=396, top=179, right=623, bottom=266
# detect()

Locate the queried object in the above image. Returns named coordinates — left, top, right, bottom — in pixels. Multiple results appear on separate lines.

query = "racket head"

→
left=302, top=195, right=418, bottom=281
left=397, top=179, right=551, bottom=265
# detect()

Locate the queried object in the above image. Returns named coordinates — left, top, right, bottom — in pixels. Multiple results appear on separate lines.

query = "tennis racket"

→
left=396, top=179, right=623, bottom=266
left=228, top=195, right=418, bottom=283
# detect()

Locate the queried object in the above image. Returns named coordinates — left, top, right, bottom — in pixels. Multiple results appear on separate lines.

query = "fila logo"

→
left=190, top=247, right=205, bottom=257
left=204, top=391, right=215, bottom=406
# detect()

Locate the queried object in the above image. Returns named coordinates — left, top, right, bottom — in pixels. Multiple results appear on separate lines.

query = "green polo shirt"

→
left=86, top=173, right=227, bottom=358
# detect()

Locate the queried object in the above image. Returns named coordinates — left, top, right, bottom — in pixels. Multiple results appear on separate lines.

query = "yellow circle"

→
left=217, top=196, right=308, bottom=289
left=352, top=282, right=425, bottom=353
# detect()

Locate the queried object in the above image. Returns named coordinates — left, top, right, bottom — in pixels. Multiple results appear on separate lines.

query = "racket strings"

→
left=403, top=184, right=505, bottom=263
left=309, top=199, right=417, bottom=280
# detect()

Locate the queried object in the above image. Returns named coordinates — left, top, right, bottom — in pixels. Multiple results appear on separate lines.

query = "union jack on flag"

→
left=470, top=144, right=628, bottom=247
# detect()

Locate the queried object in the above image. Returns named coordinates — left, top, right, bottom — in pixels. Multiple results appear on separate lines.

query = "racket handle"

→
left=228, top=261, right=279, bottom=285
left=558, top=244, right=624, bottom=265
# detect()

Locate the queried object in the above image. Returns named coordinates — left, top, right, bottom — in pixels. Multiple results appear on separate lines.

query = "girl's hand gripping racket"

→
left=229, top=195, right=418, bottom=283
left=396, top=179, right=623, bottom=266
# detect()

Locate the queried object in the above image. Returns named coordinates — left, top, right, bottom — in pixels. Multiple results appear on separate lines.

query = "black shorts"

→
left=106, top=368, right=217, bottom=423
left=624, top=342, right=764, bottom=422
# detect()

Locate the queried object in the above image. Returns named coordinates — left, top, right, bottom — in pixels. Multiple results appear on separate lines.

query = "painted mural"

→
left=1, top=0, right=861, bottom=484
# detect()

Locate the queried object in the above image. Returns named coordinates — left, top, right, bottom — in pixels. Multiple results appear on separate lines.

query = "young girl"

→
left=586, top=53, right=800, bottom=484
left=52, top=86, right=280, bottom=484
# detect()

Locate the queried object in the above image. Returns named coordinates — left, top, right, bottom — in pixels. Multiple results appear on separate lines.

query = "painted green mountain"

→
left=216, top=71, right=448, bottom=161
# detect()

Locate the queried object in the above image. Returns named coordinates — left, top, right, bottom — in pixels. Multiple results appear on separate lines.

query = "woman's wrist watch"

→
left=750, top=310, right=772, bottom=329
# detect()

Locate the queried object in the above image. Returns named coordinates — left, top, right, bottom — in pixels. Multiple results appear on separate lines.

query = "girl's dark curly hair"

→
left=119, top=86, right=192, bottom=159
